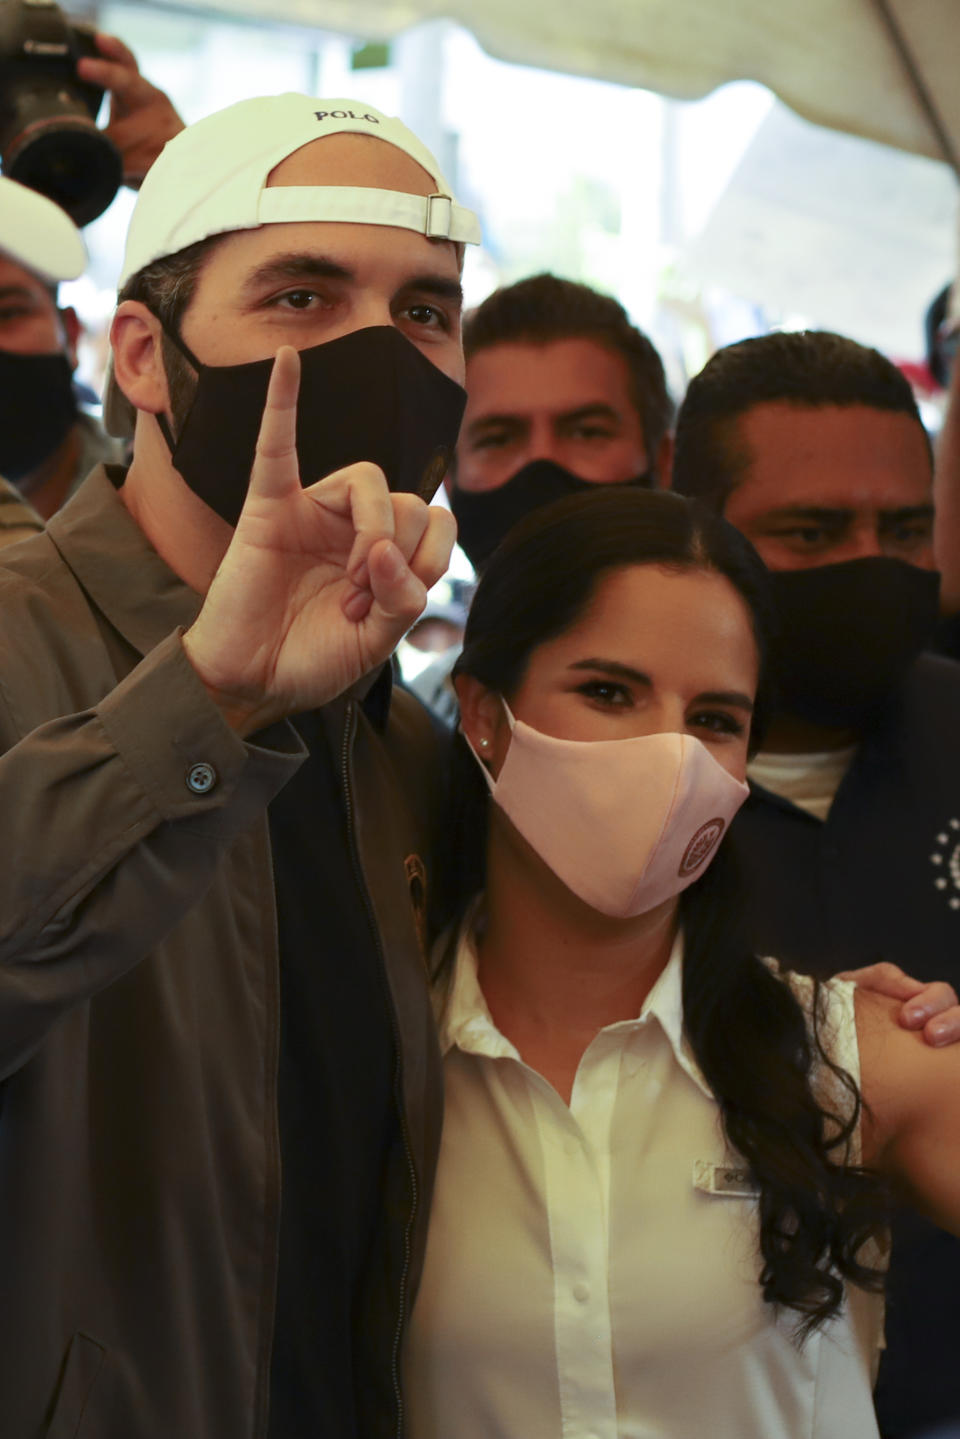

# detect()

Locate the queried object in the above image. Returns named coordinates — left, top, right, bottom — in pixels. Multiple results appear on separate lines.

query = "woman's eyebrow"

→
left=568, top=658, right=652, bottom=686
left=693, top=690, right=754, bottom=713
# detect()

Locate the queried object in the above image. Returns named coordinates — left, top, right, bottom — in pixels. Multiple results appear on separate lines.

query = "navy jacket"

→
left=729, top=653, right=960, bottom=1438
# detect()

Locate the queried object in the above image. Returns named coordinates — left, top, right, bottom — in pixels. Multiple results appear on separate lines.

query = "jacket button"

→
left=186, top=761, right=217, bottom=795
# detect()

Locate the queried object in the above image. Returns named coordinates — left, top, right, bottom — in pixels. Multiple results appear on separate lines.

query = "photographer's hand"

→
left=77, top=33, right=185, bottom=189
left=182, top=347, right=456, bottom=735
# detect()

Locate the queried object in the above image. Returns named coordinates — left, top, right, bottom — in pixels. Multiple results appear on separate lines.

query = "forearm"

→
left=0, top=631, right=304, bottom=1076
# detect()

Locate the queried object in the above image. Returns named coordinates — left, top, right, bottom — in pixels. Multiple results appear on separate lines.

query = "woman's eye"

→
left=690, top=710, right=744, bottom=737
left=578, top=679, right=632, bottom=707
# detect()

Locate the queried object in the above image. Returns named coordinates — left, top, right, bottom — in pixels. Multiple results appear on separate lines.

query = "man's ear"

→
left=58, top=305, right=82, bottom=371
left=654, top=431, right=674, bottom=489
left=109, top=300, right=170, bottom=416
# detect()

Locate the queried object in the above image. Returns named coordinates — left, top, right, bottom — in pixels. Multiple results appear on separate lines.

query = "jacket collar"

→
left=46, top=465, right=201, bottom=658
left=435, top=901, right=712, bottom=1099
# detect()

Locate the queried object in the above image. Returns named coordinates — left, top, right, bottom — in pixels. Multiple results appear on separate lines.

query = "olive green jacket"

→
left=0, top=467, right=445, bottom=1439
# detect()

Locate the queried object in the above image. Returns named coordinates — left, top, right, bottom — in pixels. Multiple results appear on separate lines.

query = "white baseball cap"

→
left=105, top=93, right=481, bottom=436
left=117, top=92, right=481, bottom=289
left=0, top=175, right=87, bottom=284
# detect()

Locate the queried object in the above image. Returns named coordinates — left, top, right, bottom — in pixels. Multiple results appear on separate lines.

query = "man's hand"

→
left=182, top=346, right=456, bottom=734
left=77, top=33, right=185, bottom=189
left=840, top=961, right=960, bottom=1047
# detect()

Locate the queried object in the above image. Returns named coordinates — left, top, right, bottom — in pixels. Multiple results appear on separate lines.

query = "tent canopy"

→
left=159, top=0, right=960, bottom=167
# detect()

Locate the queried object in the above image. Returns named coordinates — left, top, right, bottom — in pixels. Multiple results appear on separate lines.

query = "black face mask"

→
left=768, top=557, right=941, bottom=729
left=450, top=457, right=655, bottom=571
left=158, top=325, right=467, bottom=526
left=0, top=348, right=77, bottom=482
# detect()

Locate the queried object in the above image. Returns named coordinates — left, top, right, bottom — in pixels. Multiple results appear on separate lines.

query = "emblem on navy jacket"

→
left=929, top=818, right=960, bottom=910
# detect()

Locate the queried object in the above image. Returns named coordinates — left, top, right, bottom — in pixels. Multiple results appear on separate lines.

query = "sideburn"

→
left=159, top=329, right=199, bottom=441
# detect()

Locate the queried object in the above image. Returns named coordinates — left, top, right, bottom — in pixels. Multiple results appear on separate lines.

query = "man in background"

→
left=448, top=271, right=673, bottom=570
left=411, top=272, right=673, bottom=718
left=0, top=30, right=183, bottom=530
left=671, top=327, right=960, bottom=1439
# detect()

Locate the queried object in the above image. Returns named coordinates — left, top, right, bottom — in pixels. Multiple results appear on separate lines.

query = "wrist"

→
left=181, top=629, right=285, bottom=736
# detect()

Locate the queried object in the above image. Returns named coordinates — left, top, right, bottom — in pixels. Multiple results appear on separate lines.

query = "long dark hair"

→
left=450, top=486, right=887, bottom=1334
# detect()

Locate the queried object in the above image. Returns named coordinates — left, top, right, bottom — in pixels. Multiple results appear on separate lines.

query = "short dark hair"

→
left=115, top=236, right=225, bottom=426
left=117, top=234, right=224, bottom=333
left=463, top=272, right=674, bottom=462
left=672, top=329, right=931, bottom=513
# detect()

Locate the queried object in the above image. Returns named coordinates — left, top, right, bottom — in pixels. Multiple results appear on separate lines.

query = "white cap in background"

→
left=0, top=175, right=87, bottom=284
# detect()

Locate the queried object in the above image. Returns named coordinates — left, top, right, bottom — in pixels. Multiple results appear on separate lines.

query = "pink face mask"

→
left=470, top=703, right=750, bottom=918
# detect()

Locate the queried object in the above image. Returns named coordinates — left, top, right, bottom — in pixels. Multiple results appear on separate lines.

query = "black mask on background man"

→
left=0, top=349, right=77, bottom=482
left=450, top=457, right=655, bottom=571
left=158, top=324, right=467, bottom=526
left=768, top=557, right=941, bottom=729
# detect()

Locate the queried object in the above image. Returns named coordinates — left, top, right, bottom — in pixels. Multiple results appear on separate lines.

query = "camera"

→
left=0, top=0, right=121, bottom=226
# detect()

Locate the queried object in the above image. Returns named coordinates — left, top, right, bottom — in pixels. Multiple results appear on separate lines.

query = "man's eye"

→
left=570, top=424, right=615, bottom=441
left=275, top=289, right=320, bottom=310
left=777, top=526, right=830, bottom=547
left=403, top=303, right=447, bottom=330
left=888, top=521, right=933, bottom=545
left=0, top=305, right=32, bottom=322
left=471, top=431, right=514, bottom=450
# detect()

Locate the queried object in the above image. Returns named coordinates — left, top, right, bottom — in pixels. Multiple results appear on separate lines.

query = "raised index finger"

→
left=247, top=346, right=302, bottom=504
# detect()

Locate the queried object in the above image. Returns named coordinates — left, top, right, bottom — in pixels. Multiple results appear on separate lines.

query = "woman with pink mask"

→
left=403, top=487, right=960, bottom=1439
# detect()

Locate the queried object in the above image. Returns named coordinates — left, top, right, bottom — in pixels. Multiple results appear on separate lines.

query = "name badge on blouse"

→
left=693, top=1160, right=757, bottom=1197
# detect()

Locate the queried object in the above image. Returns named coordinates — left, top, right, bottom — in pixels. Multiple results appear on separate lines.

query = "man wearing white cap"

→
left=0, top=174, right=107, bottom=541
left=0, top=34, right=182, bottom=533
left=0, top=93, right=476, bottom=1438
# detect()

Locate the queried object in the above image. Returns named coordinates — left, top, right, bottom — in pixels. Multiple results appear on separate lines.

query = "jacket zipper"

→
left=340, top=700, right=417, bottom=1439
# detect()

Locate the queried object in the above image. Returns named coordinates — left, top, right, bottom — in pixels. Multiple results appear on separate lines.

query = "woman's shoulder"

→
left=765, top=962, right=859, bottom=1057
left=765, top=962, right=864, bottom=1156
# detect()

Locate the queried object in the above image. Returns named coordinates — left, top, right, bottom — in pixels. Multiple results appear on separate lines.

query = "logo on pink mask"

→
left=679, top=818, right=727, bottom=877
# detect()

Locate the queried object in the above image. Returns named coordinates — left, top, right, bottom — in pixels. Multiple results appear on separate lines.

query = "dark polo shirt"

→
left=728, top=652, right=960, bottom=1438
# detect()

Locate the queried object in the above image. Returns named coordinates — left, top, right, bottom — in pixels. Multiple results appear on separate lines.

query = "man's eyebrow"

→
left=0, top=284, right=39, bottom=304
left=759, top=506, right=852, bottom=525
left=557, top=403, right=621, bottom=424
left=568, top=659, right=753, bottom=712
left=240, top=253, right=354, bottom=298
left=877, top=504, right=935, bottom=523
left=465, top=400, right=619, bottom=441
left=465, top=412, right=527, bottom=439
left=399, top=273, right=464, bottom=306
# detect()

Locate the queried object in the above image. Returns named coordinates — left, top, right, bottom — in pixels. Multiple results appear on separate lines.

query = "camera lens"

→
left=4, top=118, right=122, bottom=225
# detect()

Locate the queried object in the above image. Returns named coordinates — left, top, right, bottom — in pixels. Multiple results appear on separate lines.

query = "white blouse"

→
left=404, top=916, right=884, bottom=1439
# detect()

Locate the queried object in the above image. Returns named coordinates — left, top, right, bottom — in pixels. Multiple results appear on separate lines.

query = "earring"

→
left=479, top=738, right=490, bottom=750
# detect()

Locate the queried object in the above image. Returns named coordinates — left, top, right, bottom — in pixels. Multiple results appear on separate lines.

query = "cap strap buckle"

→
left=424, top=193, right=453, bottom=239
